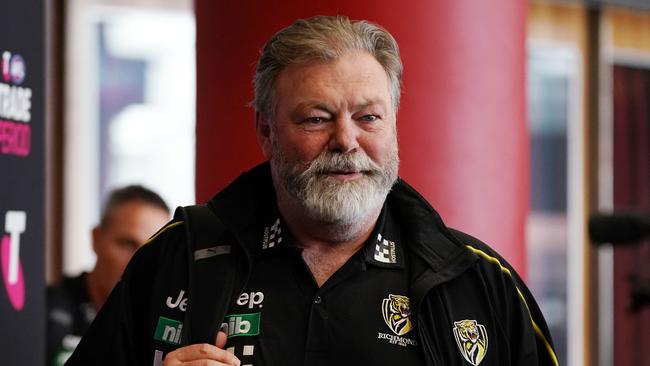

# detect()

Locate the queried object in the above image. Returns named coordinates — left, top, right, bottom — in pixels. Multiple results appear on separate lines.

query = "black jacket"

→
left=67, top=163, right=558, bottom=366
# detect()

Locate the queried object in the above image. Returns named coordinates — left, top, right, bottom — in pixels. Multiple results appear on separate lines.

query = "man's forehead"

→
left=292, top=99, right=389, bottom=112
left=274, top=54, right=392, bottom=105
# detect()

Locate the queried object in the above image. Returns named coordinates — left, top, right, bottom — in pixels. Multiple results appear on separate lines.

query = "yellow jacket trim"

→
left=466, top=245, right=559, bottom=366
left=144, top=221, right=184, bottom=246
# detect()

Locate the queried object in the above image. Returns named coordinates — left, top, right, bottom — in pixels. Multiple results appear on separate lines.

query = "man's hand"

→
left=163, top=331, right=241, bottom=366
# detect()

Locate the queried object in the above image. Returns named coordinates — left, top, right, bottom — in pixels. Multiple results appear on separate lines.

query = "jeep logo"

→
left=166, top=290, right=188, bottom=311
left=236, top=291, right=264, bottom=309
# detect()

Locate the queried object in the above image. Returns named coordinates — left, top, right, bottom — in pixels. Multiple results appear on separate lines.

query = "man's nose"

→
left=328, top=117, right=360, bottom=154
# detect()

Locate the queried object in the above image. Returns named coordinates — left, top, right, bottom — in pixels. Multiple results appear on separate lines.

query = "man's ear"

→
left=256, top=112, right=273, bottom=159
left=91, top=226, right=101, bottom=255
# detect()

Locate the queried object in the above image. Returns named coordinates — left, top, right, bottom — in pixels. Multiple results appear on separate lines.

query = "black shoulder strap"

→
left=175, top=204, right=243, bottom=345
left=176, top=204, right=224, bottom=252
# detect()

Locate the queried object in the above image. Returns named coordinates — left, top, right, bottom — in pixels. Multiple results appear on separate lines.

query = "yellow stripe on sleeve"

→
left=466, top=245, right=560, bottom=366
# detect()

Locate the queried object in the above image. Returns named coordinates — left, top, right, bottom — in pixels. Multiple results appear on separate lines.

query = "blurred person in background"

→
left=47, top=185, right=169, bottom=365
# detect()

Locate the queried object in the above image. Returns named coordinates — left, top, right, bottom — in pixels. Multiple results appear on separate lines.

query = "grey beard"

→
left=272, top=148, right=399, bottom=225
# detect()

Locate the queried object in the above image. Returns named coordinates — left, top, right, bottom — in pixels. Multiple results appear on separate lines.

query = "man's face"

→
left=259, top=51, right=399, bottom=225
left=93, top=201, right=168, bottom=290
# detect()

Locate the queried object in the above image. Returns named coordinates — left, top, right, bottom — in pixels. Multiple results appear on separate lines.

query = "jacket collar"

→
left=387, top=178, right=477, bottom=277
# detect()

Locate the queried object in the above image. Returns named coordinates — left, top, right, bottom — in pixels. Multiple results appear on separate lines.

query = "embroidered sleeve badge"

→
left=381, top=294, right=414, bottom=336
left=453, top=319, right=488, bottom=365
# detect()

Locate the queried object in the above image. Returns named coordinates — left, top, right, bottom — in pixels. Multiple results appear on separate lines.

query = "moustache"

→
left=304, top=151, right=383, bottom=176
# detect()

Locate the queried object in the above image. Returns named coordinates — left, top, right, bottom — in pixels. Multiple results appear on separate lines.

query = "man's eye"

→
left=303, top=116, right=325, bottom=124
left=360, top=115, right=378, bottom=122
left=117, top=239, right=139, bottom=250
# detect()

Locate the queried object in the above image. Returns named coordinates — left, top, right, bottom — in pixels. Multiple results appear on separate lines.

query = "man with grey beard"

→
left=67, top=16, right=558, bottom=366
left=274, top=149, right=398, bottom=228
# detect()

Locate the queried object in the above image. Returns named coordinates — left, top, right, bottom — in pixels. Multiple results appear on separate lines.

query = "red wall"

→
left=195, top=1, right=528, bottom=274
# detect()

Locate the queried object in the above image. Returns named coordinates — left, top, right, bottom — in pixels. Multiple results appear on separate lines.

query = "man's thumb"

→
left=215, top=330, right=228, bottom=349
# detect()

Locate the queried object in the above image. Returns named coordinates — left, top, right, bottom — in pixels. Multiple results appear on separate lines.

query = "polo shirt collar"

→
left=257, top=200, right=405, bottom=271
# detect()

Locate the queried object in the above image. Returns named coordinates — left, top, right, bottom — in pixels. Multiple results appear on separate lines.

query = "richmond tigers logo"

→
left=381, top=294, right=414, bottom=336
left=453, top=319, right=488, bottom=366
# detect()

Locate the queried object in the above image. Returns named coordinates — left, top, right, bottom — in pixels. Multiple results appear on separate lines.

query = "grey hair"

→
left=253, top=15, right=403, bottom=118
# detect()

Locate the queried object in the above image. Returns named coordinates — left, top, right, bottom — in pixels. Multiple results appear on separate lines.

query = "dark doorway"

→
left=612, top=64, right=650, bottom=366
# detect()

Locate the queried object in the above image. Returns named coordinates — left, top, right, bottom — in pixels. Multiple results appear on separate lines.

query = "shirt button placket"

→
left=304, top=293, right=328, bottom=366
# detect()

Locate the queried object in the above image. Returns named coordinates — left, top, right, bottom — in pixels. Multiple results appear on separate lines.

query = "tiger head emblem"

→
left=453, top=319, right=488, bottom=366
left=381, top=294, right=414, bottom=336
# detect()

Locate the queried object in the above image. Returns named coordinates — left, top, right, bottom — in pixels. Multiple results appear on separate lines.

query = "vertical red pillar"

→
left=195, top=1, right=528, bottom=273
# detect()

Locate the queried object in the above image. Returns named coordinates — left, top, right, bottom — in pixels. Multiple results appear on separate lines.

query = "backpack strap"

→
left=174, top=204, right=244, bottom=345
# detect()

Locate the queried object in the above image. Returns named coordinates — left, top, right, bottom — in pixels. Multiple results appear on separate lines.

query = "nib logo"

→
left=2, top=211, right=26, bottom=311
left=154, top=317, right=183, bottom=345
left=220, top=313, right=261, bottom=338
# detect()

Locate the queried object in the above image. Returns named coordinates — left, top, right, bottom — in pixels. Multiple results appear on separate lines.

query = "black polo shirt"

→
left=222, top=206, right=424, bottom=366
